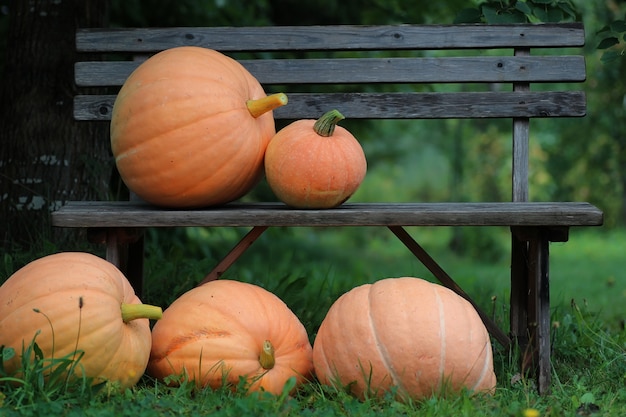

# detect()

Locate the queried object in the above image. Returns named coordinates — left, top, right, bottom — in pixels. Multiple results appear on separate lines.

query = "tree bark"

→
left=0, top=0, right=110, bottom=251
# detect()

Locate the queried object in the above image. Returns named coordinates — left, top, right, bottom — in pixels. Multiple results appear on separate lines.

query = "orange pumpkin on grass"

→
left=264, top=109, right=367, bottom=209
left=313, top=277, right=496, bottom=401
left=111, top=46, right=287, bottom=208
left=0, top=252, right=162, bottom=390
left=147, top=279, right=313, bottom=395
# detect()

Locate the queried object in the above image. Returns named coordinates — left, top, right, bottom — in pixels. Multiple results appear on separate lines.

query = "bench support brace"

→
left=198, top=226, right=269, bottom=286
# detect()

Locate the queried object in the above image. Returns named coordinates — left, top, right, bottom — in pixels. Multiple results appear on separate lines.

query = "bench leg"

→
left=511, top=227, right=551, bottom=395
left=510, top=236, right=528, bottom=346
left=89, top=228, right=145, bottom=296
left=125, top=233, right=145, bottom=296
left=528, top=232, right=551, bottom=394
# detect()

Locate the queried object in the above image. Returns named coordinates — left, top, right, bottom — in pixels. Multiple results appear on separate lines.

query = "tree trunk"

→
left=0, top=0, right=110, bottom=251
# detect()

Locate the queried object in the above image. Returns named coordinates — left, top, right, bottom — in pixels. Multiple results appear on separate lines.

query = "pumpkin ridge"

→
left=243, top=283, right=290, bottom=351
left=117, top=112, right=265, bottom=205
left=172, top=131, right=264, bottom=200
left=2, top=289, right=123, bottom=350
left=367, top=285, right=403, bottom=394
left=313, top=338, right=334, bottom=384
left=434, top=287, right=447, bottom=390
left=112, top=94, right=211, bottom=152
left=215, top=281, right=274, bottom=341
left=467, top=340, right=493, bottom=392
left=114, top=106, right=244, bottom=161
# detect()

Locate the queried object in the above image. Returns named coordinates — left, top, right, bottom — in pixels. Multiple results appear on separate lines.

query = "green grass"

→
left=1, top=227, right=625, bottom=416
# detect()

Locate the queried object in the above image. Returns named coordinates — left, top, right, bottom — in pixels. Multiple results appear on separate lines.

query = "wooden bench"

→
left=52, top=23, right=603, bottom=394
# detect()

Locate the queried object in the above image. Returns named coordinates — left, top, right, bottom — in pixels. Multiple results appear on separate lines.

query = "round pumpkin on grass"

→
left=264, top=109, right=367, bottom=209
left=111, top=46, right=287, bottom=208
left=0, top=252, right=162, bottom=390
left=313, top=277, right=496, bottom=401
left=147, top=279, right=313, bottom=395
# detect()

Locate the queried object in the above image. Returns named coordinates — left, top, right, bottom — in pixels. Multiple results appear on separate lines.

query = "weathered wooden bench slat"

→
left=75, top=56, right=586, bottom=87
left=74, top=91, right=586, bottom=121
left=51, top=201, right=603, bottom=228
left=76, top=24, right=584, bottom=53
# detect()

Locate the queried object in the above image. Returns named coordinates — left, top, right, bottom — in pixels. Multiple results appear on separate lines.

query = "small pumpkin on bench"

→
left=265, top=109, right=367, bottom=209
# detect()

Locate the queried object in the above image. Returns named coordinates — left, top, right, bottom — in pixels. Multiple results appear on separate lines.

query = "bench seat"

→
left=52, top=201, right=603, bottom=228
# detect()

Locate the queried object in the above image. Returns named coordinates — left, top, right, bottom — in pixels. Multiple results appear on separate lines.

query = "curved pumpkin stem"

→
left=259, top=340, right=275, bottom=369
left=313, top=109, right=345, bottom=137
left=246, top=93, right=288, bottom=118
left=121, top=303, right=163, bottom=322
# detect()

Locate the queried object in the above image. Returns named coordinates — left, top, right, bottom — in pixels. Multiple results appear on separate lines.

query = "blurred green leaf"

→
left=597, top=37, right=620, bottom=49
left=579, top=392, right=596, bottom=404
left=610, top=20, right=626, bottom=33
left=532, top=5, right=564, bottom=22
left=515, top=1, right=532, bottom=15
left=453, top=7, right=483, bottom=23
left=482, top=5, right=527, bottom=24
left=600, top=50, right=623, bottom=63
left=556, top=1, right=577, bottom=19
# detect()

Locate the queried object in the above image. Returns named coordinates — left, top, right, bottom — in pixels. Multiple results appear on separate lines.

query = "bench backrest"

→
left=74, top=23, right=586, bottom=203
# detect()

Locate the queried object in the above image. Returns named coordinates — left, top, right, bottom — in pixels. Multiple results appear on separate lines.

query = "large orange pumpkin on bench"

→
left=312, top=277, right=496, bottom=401
left=110, top=46, right=287, bottom=208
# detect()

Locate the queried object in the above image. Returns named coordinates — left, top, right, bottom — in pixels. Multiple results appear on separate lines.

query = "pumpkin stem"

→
left=259, top=340, right=275, bottom=370
left=246, top=93, right=288, bottom=118
left=121, top=303, right=163, bottom=322
left=313, top=109, right=345, bottom=137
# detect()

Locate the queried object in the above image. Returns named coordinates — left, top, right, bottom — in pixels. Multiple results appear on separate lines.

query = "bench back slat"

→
left=74, top=91, right=586, bottom=121
left=75, top=56, right=586, bottom=87
left=76, top=24, right=584, bottom=52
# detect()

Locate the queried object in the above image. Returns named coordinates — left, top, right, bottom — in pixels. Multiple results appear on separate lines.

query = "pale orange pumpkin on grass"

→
left=111, top=46, right=287, bottom=208
left=0, top=252, right=162, bottom=390
left=312, top=277, right=496, bottom=401
left=147, top=279, right=314, bottom=395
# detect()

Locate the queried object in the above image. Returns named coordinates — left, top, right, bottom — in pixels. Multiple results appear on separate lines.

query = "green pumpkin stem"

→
left=247, top=93, right=288, bottom=118
left=259, top=340, right=276, bottom=370
left=313, top=109, right=345, bottom=137
left=121, top=303, right=163, bottom=322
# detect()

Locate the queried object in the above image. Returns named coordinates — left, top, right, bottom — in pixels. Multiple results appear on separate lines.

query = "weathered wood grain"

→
left=51, top=201, right=604, bottom=228
left=76, top=24, right=584, bottom=53
left=74, top=56, right=586, bottom=87
left=74, top=91, right=586, bottom=121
